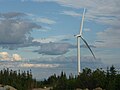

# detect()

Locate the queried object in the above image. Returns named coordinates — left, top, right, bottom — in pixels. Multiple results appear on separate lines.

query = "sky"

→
left=0, top=0, right=120, bottom=79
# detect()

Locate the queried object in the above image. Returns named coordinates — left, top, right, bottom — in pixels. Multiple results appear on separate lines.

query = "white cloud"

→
left=19, top=63, right=60, bottom=68
left=33, top=17, right=56, bottom=24
left=0, top=52, right=10, bottom=60
left=33, top=0, right=120, bottom=27
left=95, top=28, right=120, bottom=48
left=12, top=54, right=22, bottom=61
left=61, top=11, right=81, bottom=17
left=0, top=52, right=22, bottom=61
left=33, top=35, right=73, bottom=43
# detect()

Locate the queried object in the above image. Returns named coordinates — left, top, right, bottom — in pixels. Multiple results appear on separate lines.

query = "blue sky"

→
left=0, top=0, right=120, bottom=79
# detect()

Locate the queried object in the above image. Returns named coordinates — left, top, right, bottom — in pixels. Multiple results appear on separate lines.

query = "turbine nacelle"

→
left=74, top=34, right=82, bottom=37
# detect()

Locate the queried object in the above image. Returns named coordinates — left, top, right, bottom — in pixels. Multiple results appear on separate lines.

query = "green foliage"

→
left=0, top=68, right=37, bottom=90
left=40, top=66, right=120, bottom=90
left=0, top=66, right=120, bottom=90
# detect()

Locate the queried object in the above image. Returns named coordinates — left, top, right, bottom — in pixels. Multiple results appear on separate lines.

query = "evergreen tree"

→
left=92, top=68, right=106, bottom=89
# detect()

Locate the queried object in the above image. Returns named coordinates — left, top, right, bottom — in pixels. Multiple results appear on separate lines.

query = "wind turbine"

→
left=75, top=8, right=96, bottom=75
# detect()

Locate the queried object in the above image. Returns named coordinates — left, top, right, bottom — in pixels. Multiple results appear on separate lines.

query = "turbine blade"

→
left=79, top=8, right=86, bottom=35
left=81, top=36, right=96, bottom=59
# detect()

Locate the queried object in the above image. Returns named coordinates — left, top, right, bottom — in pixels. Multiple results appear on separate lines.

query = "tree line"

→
left=39, top=65, right=120, bottom=90
left=0, top=68, right=37, bottom=90
left=0, top=66, right=120, bottom=90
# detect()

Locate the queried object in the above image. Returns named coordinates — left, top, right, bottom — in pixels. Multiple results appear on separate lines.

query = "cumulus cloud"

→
left=12, top=54, right=22, bottom=61
left=0, top=12, right=41, bottom=49
left=0, top=52, right=10, bottom=60
left=34, top=42, right=75, bottom=55
left=0, top=52, right=22, bottom=61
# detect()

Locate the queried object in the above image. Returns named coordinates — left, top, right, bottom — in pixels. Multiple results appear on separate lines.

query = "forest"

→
left=0, top=68, right=37, bottom=90
left=0, top=66, right=120, bottom=90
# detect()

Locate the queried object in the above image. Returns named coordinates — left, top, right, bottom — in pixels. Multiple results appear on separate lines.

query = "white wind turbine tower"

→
left=75, top=8, right=96, bottom=75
